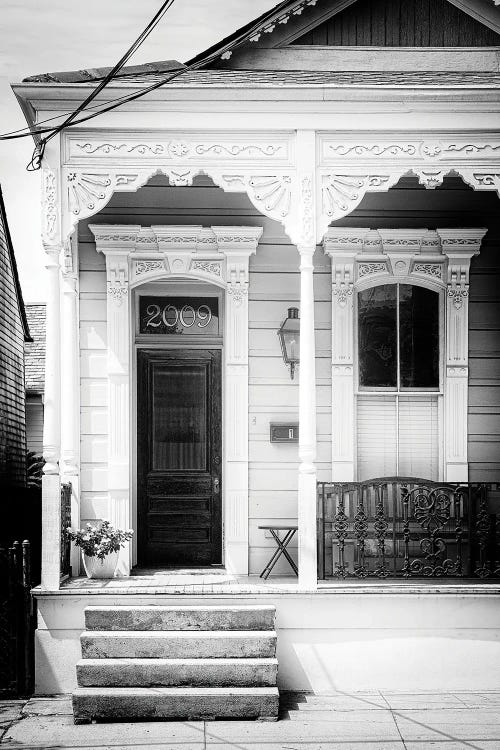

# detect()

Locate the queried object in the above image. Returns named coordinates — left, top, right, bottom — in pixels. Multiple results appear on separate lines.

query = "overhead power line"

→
left=2, top=0, right=292, bottom=170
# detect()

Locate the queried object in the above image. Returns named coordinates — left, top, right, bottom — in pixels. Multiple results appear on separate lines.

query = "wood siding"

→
left=0, top=214, right=26, bottom=488
left=25, top=396, right=43, bottom=455
left=293, top=0, right=500, bottom=47
left=77, top=174, right=499, bottom=573
left=77, top=175, right=329, bottom=574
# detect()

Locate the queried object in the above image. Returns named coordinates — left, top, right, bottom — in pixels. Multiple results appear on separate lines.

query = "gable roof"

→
left=24, top=305, right=46, bottom=393
left=17, top=0, right=500, bottom=88
left=188, top=0, right=500, bottom=66
left=0, top=187, right=31, bottom=343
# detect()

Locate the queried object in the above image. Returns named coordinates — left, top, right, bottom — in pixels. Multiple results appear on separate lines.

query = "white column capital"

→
left=437, top=228, right=488, bottom=258
left=212, top=226, right=262, bottom=257
left=323, top=228, right=370, bottom=256
left=89, top=224, right=142, bottom=254
left=43, top=241, right=63, bottom=267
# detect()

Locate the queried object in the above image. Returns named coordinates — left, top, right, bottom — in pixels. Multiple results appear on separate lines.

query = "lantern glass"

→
left=278, top=308, right=300, bottom=378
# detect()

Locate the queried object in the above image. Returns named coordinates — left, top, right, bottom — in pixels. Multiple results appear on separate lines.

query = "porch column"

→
left=297, top=243, right=318, bottom=589
left=91, top=225, right=141, bottom=576
left=438, top=228, right=487, bottom=481
left=104, top=249, right=132, bottom=576
left=324, top=230, right=368, bottom=481
left=61, top=247, right=80, bottom=575
left=41, top=242, right=62, bottom=590
left=215, top=227, right=262, bottom=575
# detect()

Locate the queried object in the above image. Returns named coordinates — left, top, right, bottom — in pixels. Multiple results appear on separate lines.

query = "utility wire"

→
left=26, top=0, right=177, bottom=169
left=2, top=0, right=289, bottom=170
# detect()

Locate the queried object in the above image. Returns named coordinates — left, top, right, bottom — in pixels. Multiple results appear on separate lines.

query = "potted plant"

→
left=65, top=521, right=134, bottom=579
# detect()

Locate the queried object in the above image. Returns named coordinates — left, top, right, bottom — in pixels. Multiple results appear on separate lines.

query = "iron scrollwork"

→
left=317, top=479, right=499, bottom=580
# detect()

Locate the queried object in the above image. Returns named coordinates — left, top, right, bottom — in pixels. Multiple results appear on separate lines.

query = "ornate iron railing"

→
left=60, top=482, right=72, bottom=579
left=317, top=478, right=500, bottom=580
left=0, top=540, right=35, bottom=696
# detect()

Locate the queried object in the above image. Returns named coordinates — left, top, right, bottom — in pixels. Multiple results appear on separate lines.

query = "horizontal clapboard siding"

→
left=468, top=236, right=500, bottom=481
left=78, top=175, right=330, bottom=573
left=76, top=173, right=500, bottom=570
left=25, top=397, right=43, bottom=455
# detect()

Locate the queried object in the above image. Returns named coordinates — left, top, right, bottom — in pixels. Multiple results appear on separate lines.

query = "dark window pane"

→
left=152, top=365, right=207, bottom=471
left=399, top=285, right=439, bottom=388
left=358, top=285, right=397, bottom=387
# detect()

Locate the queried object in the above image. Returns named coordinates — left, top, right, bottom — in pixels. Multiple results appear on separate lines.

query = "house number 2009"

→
left=145, top=303, right=213, bottom=329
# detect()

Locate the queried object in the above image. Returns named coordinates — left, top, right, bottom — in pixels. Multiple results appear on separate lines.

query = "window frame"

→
left=355, top=278, right=445, bottom=397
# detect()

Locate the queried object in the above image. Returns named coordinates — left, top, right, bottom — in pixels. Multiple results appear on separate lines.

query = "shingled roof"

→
left=25, top=304, right=45, bottom=394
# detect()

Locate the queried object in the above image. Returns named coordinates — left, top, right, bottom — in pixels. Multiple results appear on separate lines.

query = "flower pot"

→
left=82, top=550, right=119, bottom=579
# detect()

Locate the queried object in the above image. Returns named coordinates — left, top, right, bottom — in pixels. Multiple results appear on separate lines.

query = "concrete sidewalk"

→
left=1, top=691, right=499, bottom=749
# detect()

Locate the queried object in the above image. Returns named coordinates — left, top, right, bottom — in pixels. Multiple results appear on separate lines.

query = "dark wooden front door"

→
left=137, top=349, right=222, bottom=566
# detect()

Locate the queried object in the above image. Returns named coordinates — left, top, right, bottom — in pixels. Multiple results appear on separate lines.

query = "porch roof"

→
left=19, top=69, right=500, bottom=89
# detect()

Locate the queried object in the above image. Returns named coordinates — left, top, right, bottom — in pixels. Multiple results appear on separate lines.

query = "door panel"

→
left=137, top=349, right=222, bottom=566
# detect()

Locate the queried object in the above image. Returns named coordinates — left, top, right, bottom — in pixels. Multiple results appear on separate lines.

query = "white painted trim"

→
left=324, top=227, right=487, bottom=483
left=90, top=224, right=262, bottom=575
left=60, top=231, right=81, bottom=575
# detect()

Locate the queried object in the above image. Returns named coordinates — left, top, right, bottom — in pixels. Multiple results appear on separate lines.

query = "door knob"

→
left=213, top=478, right=220, bottom=494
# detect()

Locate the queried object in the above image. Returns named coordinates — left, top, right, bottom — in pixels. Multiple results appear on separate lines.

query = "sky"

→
left=0, top=1, right=275, bottom=302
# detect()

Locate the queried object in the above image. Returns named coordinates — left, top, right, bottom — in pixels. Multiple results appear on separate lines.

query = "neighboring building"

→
left=25, top=305, right=45, bottom=456
left=0, top=186, right=31, bottom=493
left=12, top=0, right=500, bottom=702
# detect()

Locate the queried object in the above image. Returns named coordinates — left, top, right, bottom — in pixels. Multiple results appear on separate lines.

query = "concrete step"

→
left=73, top=686, right=279, bottom=722
left=76, top=657, right=278, bottom=687
left=80, top=630, right=277, bottom=659
left=85, top=605, right=276, bottom=632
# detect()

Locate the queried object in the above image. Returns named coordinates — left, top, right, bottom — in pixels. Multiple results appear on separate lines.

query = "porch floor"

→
left=36, top=568, right=500, bottom=596
left=55, top=568, right=300, bottom=595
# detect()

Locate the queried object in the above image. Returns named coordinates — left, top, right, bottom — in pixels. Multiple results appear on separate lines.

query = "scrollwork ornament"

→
left=358, top=262, right=387, bottom=278
left=413, top=263, right=442, bottom=280
left=448, top=285, right=468, bottom=310
left=191, top=260, right=222, bottom=277
left=247, top=174, right=292, bottom=218
left=353, top=500, right=369, bottom=579
left=300, top=174, right=314, bottom=246
left=108, top=283, right=128, bottom=306
left=333, top=494, right=349, bottom=578
left=408, top=486, right=455, bottom=577
left=195, top=143, right=282, bottom=158
left=67, top=172, right=112, bottom=216
left=135, top=260, right=164, bottom=276
left=227, top=283, right=248, bottom=307
left=42, top=167, right=58, bottom=241
left=373, top=492, right=389, bottom=578
left=333, top=283, right=353, bottom=307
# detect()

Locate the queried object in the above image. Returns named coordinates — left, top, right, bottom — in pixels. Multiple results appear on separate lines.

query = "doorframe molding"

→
left=90, top=224, right=263, bottom=575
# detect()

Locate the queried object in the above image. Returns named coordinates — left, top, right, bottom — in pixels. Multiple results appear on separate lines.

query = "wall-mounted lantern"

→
left=277, top=307, right=300, bottom=380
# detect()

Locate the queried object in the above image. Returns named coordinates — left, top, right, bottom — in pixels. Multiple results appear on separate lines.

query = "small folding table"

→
left=258, top=524, right=298, bottom=579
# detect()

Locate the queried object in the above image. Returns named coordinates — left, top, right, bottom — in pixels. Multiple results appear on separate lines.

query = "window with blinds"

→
left=356, top=283, right=441, bottom=481
left=357, top=394, right=439, bottom=481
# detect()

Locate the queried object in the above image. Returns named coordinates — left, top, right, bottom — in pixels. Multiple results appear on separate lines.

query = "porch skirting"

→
left=34, top=583, right=500, bottom=695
